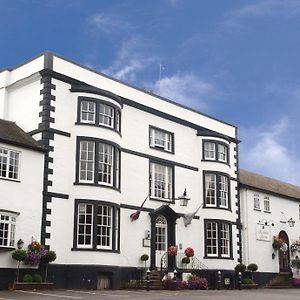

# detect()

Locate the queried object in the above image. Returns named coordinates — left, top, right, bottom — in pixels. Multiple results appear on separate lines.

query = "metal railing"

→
left=176, top=252, right=208, bottom=270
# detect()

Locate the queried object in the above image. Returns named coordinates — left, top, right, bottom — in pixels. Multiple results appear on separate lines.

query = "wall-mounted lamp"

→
left=17, top=238, right=24, bottom=249
left=272, top=252, right=275, bottom=259
left=174, top=188, right=190, bottom=207
left=288, top=218, right=295, bottom=227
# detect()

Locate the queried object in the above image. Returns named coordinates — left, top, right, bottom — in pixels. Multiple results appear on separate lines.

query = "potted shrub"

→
left=247, top=263, right=258, bottom=272
left=11, top=249, right=27, bottom=282
left=291, top=258, right=300, bottom=286
left=140, top=254, right=149, bottom=269
left=41, top=250, right=57, bottom=282
left=234, top=263, right=246, bottom=274
left=182, top=257, right=190, bottom=264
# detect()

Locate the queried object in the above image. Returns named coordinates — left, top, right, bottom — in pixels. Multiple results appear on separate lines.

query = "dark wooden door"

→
left=279, top=231, right=290, bottom=272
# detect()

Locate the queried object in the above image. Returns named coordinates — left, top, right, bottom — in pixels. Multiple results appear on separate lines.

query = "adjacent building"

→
left=240, top=169, right=300, bottom=285
left=0, top=119, right=45, bottom=289
left=0, top=52, right=240, bottom=289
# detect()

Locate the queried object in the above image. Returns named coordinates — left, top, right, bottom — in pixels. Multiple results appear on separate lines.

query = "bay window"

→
left=203, top=140, right=229, bottom=164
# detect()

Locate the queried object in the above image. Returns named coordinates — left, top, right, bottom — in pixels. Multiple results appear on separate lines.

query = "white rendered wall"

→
left=0, top=143, right=44, bottom=268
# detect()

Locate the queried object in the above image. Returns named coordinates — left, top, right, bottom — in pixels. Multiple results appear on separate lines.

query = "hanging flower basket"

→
left=184, top=247, right=195, bottom=258
left=272, top=236, right=284, bottom=250
left=167, top=245, right=177, bottom=256
left=291, top=240, right=300, bottom=253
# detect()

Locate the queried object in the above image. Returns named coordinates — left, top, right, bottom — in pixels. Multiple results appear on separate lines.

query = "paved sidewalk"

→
left=0, top=289, right=299, bottom=300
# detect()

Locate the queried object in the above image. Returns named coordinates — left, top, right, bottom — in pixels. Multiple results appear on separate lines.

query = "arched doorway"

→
left=155, top=215, right=168, bottom=268
left=278, top=231, right=290, bottom=272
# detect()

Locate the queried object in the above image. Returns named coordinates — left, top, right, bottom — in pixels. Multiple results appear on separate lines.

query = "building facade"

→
left=0, top=119, right=45, bottom=289
left=0, top=52, right=240, bottom=289
left=240, top=169, right=300, bottom=286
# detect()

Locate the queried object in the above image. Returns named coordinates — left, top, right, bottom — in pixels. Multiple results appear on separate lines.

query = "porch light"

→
left=17, top=238, right=24, bottom=249
left=175, top=188, right=190, bottom=207
left=288, top=218, right=295, bottom=227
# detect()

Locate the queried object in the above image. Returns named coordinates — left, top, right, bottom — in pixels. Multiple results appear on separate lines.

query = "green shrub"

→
left=32, top=274, right=42, bottom=283
left=140, top=254, right=149, bottom=261
left=12, top=249, right=27, bottom=262
left=182, top=257, right=191, bottom=264
left=23, top=274, right=33, bottom=282
left=41, top=250, right=57, bottom=264
left=291, top=258, right=300, bottom=269
left=247, top=263, right=258, bottom=272
left=235, top=263, right=246, bottom=273
left=243, top=278, right=255, bottom=284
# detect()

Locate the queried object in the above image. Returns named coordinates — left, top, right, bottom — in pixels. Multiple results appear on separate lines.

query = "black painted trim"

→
left=149, top=125, right=175, bottom=154
left=75, top=136, right=121, bottom=189
left=76, top=96, right=122, bottom=134
left=70, top=85, right=123, bottom=108
left=28, top=128, right=71, bottom=138
left=202, top=139, right=230, bottom=165
left=203, top=171, right=231, bottom=211
left=73, top=199, right=120, bottom=252
left=44, top=52, right=53, bottom=70
left=204, top=219, right=233, bottom=259
left=43, top=191, right=69, bottom=199
left=122, top=148, right=198, bottom=171
left=197, top=129, right=240, bottom=144
left=120, top=203, right=154, bottom=213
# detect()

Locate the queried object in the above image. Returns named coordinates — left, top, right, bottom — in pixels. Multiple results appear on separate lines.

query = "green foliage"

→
left=291, top=258, right=300, bottom=270
left=23, top=274, right=33, bottom=282
left=140, top=254, right=149, bottom=261
left=12, top=249, right=27, bottom=262
left=32, top=274, right=42, bottom=283
left=42, top=250, right=57, bottom=264
left=235, top=263, right=246, bottom=273
left=182, top=257, right=191, bottom=264
left=243, top=278, right=255, bottom=285
left=247, top=263, right=258, bottom=272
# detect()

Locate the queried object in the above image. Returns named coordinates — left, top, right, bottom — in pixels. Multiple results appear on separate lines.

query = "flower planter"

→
left=13, top=282, right=54, bottom=290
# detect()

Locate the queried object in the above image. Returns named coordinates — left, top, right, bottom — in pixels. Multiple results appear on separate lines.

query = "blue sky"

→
left=1, top=0, right=300, bottom=185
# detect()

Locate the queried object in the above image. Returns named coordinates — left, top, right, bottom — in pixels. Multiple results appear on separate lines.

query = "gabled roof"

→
left=239, top=169, right=300, bottom=201
left=0, top=119, right=46, bottom=152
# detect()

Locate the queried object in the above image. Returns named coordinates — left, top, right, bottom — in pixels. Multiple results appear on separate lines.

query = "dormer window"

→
left=149, top=126, right=174, bottom=153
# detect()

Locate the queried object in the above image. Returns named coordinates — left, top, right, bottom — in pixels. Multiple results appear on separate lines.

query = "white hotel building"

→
left=0, top=52, right=241, bottom=289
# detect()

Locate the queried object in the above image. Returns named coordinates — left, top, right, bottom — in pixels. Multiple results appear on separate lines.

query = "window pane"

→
left=99, top=104, right=114, bottom=127
left=0, top=148, right=20, bottom=180
left=150, top=128, right=173, bottom=152
left=77, top=204, right=93, bottom=247
left=81, top=101, right=96, bottom=123
left=220, top=223, right=230, bottom=256
left=150, top=163, right=172, bottom=200
left=206, top=222, right=217, bottom=255
left=218, top=144, right=228, bottom=162
left=254, top=194, right=260, bottom=210
left=79, top=141, right=95, bottom=182
left=219, top=176, right=228, bottom=208
left=98, top=143, right=113, bottom=185
left=204, top=142, right=215, bottom=160
left=96, top=205, right=112, bottom=248
left=0, top=214, right=16, bottom=247
left=205, top=174, right=216, bottom=206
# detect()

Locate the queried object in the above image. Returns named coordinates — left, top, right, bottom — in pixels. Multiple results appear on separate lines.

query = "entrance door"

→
left=279, top=231, right=290, bottom=272
left=155, top=215, right=168, bottom=268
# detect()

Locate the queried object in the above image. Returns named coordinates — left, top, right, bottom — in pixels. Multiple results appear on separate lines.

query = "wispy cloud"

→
left=88, top=13, right=132, bottom=35
left=152, top=73, right=217, bottom=111
left=102, top=37, right=157, bottom=82
left=240, top=118, right=300, bottom=185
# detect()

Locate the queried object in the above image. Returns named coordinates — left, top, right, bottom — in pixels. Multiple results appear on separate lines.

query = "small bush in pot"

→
left=247, top=263, right=258, bottom=272
left=23, top=274, right=33, bottom=283
left=234, top=263, right=246, bottom=274
left=33, top=274, right=43, bottom=283
left=182, top=257, right=190, bottom=264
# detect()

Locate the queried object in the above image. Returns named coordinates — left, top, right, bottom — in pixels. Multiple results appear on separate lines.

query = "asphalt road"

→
left=0, top=289, right=299, bottom=300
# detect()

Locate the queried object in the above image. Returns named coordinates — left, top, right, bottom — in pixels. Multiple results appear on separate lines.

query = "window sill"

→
left=0, top=246, right=15, bottom=252
left=201, top=159, right=230, bottom=167
left=75, top=122, right=121, bottom=136
left=203, top=206, right=232, bottom=212
left=74, top=182, right=121, bottom=192
left=150, top=197, right=174, bottom=204
left=71, top=247, right=120, bottom=253
left=203, top=255, right=233, bottom=260
left=0, top=177, right=20, bottom=183
left=253, top=208, right=261, bottom=212
left=149, top=145, right=174, bottom=155
left=264, top=210, right=271, bottom=214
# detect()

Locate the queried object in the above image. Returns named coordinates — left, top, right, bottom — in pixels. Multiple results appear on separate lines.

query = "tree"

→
left=11, top=250, right=27, bottom=282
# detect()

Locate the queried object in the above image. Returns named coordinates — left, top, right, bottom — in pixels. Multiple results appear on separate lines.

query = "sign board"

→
left=224, top=278, right=230, bottom=286
left=256, top=224, right=271, bottom=241
left=142, top=238, right=151, bottom=247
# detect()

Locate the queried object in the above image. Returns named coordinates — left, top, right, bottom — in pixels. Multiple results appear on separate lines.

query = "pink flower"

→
left=184, top=247, right=195, bottom=257
left=167, top=246, right=177, bottom=256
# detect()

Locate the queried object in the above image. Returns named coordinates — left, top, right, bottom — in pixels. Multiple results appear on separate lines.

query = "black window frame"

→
left=76, top=96, right=122, bottom=134
left=203, top=171, right=231, bottom=210
left=149, top=160, right=175, bottom=203
left=202, top=139, right=230, bottom=165
left=149, top=125, right=175, bottom=154
left=75, top=136, right=121, bottom=191
left=204, top=219, right=233, bottom=259
left=72, top=199, right=120, bottom=253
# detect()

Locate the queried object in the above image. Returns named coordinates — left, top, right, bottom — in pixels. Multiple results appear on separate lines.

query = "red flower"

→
left=167, top=246, right=177, bottom=256
left=184, top=247, right=194, bottom=257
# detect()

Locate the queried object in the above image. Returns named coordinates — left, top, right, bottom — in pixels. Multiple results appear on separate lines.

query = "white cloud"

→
left=240, top=118, right=300, bottom=185
left=152, top=73, right=216, bottom=111
left=102, top=37, right=156, bottom=82
left=88, top=13, right=131, bottom=35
